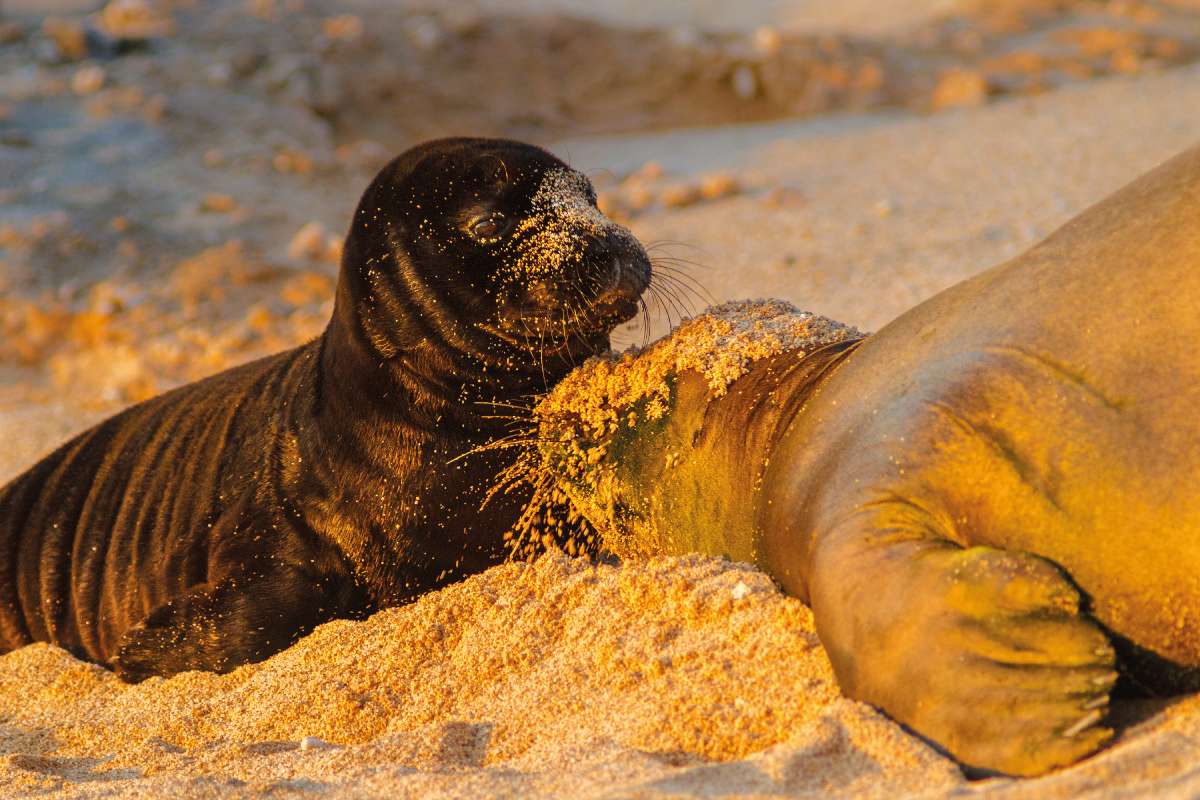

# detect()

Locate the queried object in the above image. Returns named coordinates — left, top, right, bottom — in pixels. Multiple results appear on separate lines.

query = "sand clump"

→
left=540, top=299, right=861, bottom=460
left=541, top=299, right=861, bottom=407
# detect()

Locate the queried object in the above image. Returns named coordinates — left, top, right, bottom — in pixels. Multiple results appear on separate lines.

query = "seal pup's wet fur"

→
left=0, top=137, right=650, bottom=680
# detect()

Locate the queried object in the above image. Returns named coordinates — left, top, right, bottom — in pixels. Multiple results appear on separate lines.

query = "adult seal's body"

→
left=531, top=145, right=1200, bottom=776
left=0, top=137, right=650, bottom=681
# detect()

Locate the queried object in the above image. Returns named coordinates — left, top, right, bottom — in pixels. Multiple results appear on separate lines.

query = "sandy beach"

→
left=3, top=0, right=1200, bottom=797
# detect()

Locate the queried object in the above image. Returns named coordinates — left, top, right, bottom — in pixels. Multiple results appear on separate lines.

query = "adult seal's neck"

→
left=593, top=337, right=866, bottom=564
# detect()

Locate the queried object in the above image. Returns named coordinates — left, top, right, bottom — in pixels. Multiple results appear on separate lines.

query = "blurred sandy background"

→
left=2, top=1, right=1200, bottom=797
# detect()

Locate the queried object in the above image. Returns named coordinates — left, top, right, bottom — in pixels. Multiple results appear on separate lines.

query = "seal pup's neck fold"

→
left=322, top=259, right=589, bottom=435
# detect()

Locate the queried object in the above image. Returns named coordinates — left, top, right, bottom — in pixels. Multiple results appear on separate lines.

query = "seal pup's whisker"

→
left=557, top=316, right=576, bottom=368
left=647, top=283, right=686, bottom=331
left=537, top=326, right=549, bottom=391
left=644, top=238, right=706, bottom=254
left=446, top=434, right=562, bottom=467
left=473, top=399, right=536, bottom=413
left=475, top=413, right=535, bottom=423
left=644, top=288, right=669, bottom=330
left=648, top=273, right=703, bottom=317
left=649, top=260, right=714, bottom=305
left=637, top=294, right=653, bottom=347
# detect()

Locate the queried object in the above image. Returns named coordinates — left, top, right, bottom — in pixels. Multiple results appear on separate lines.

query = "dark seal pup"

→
left=528, top=144, right=1200, bottom=776
left=0, top=137, right=651, bottom=681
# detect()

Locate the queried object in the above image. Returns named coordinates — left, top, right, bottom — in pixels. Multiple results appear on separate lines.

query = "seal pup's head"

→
left=332, top=137, right=651, bottom=398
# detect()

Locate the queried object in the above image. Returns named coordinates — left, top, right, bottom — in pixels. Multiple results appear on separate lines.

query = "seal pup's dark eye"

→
left=469, top=213, right=507, bottom=242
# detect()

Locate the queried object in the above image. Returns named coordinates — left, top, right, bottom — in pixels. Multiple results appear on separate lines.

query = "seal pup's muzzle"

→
left=491, top=167, right=651, bottom=345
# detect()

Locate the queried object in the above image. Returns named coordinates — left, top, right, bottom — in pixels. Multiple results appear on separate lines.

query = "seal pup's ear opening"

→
left=465, top=153, right=510, bottom=193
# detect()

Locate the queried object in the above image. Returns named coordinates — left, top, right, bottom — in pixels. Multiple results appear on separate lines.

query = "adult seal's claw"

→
left=1063, top=710, right=1106, bottom=739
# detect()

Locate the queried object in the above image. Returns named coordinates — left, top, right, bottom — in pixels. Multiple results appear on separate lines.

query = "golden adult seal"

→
left=524, top=145, right=1200, bottom=777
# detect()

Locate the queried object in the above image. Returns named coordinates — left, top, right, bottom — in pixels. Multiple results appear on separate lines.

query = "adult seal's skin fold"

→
left=525, top=145, right=1200, bottom=778
left=0, top=137, right=651, bottom=681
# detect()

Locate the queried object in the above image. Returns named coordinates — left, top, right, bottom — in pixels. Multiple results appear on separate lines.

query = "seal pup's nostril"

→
left=608, top=256, right=624, bottom=288
left=527, top=279, right=557, bottom=305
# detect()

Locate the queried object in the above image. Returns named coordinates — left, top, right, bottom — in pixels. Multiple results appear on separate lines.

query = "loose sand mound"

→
left=1, top=553, right=954, bottom=798
left=2, top=551, right=1200, bottom=799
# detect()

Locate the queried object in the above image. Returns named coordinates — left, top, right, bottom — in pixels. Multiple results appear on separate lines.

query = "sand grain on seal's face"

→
left=507, top=167, right=630, bottom=279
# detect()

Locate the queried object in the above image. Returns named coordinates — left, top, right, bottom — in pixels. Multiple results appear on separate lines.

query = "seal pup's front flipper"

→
left=804, top=506, right=1117, bottom=776
left=111, top=564, right=363, bottom=681
left=111, top=495, right=369, bottom=681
